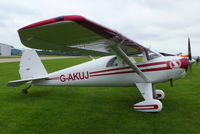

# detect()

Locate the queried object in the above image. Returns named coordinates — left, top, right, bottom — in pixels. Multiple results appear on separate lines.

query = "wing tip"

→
left=18, top=15, right=86, bottom=31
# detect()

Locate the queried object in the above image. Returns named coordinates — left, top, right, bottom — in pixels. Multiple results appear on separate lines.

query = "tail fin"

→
left=7, top=49, right=48, bottom=87
left=20, top=49, right=48, bottom=79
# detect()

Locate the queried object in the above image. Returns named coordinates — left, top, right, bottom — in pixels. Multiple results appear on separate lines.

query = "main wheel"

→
left=21, top=89, right=28, bottom=94
left=155, top=90, right=165, bottom=100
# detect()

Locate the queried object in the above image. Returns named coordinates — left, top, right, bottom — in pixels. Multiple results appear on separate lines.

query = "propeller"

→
left=188, top=38, right=192, bottom=61
left=196, top=56, right=200, bottom=64
left=188, top=38, right=195, bottom=78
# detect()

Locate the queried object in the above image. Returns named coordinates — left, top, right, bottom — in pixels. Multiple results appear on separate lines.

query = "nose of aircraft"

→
left=180, top=58, right=189, bottom=71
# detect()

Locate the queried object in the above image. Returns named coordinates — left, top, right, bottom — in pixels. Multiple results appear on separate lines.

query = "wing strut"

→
left=111, top=41, right=150, bottom=83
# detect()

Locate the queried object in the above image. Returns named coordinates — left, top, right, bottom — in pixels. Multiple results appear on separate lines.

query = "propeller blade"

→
left=188, top=38, right=192, bottom=61
left=170, top=79, right=173, bottom=87
left=188, top=37, right=193, bottom=79
left=196, top=56, right=200, bottom=65
left=189, top=64, right=192, bottom=79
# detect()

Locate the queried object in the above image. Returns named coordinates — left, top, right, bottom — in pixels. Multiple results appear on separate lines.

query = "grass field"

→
left=0, top=56, right=20, bottom=58
left=0, top=58, right=200, bottom=134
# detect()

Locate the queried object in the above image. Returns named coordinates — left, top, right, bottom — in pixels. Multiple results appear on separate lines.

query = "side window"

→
left=106, top=55, right=144, bottom=68
left=106, top=57, right=124, bottom=67
left=130, top=54, right=144, bottom=63
left=121, top=45, right=146, bottom=63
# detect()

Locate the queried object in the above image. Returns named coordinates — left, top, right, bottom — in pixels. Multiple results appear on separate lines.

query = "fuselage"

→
left=33, top=55, right=188, bottom=87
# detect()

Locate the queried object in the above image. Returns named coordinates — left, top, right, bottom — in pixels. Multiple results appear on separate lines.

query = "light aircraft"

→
left=7, top=15, right=193, bottom=112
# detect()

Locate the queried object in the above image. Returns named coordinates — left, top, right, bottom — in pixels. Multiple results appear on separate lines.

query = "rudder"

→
left=20, top=49, right=48, bottom=79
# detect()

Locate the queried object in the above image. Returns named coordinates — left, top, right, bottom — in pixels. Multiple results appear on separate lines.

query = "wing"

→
left=18, top=15, right=150, bottom=82
left=18, top=15, right=147, bottom=56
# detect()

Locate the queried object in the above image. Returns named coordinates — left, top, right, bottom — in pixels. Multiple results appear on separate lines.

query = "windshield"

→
left=148, top=50, right=162, bottom=60
left=121, top=45, right=162, bottom=61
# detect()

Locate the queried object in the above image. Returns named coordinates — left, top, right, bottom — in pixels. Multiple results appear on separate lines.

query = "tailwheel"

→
left=133, top=99, right=163, bottom=112
left=155, top=89, right=165, bottom=100
left=21, top=84, right=32, bottom=94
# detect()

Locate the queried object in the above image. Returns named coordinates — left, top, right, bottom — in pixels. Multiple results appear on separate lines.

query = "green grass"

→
left=0, top=56, right=20, bottom=58
left=1, top=58, right=200, bottom=134
left=38, top=55, right=71, bottom=57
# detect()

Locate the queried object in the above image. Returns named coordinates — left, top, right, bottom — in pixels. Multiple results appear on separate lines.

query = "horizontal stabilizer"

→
left=7, top=76, right=48, bottom=87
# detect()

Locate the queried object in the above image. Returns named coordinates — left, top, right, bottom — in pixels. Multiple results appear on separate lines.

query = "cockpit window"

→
left=106, top=56, right=124, bottom=67
left=106, top=57, right=118, bottom=67
left=148, top=50, right=161, bottom=60
left=106, top=46, right=162, bottom=67
left=120, top=45, right=145, bottom=62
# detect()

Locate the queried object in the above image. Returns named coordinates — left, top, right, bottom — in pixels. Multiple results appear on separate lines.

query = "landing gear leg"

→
left=21, top=84, right=32, bottom=94
left=133, top=83, right=163, bottom=112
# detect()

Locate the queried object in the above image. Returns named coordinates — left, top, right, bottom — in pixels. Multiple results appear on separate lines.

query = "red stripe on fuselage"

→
left=90, top=61, right=168, bottom=75
left=90, top=67, right=169, bottom=77
left=89, top=67, right=130, bottom=74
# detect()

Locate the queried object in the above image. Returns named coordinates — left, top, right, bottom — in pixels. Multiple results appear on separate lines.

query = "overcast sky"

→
left=0, top=0, right=200, bottom=55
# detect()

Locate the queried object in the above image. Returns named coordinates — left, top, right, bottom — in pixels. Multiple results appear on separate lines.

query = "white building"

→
left=0, top=43, right=12, bottom=56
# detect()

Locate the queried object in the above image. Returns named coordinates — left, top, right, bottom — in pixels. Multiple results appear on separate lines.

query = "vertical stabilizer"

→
left=20, top=49, right=48, bottom=79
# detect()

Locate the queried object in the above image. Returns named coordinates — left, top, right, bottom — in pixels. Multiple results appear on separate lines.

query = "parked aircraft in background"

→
left=160, top=39, right=199, bottom=64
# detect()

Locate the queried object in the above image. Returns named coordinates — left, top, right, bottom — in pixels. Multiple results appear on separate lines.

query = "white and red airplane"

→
left=7, top=15, right=192, bottom=112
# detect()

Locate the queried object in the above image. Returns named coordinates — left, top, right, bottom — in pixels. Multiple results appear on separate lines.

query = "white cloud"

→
left=0, top=0, right=199, bottom=55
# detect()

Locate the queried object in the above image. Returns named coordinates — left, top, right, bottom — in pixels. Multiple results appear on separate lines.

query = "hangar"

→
left=0, top=43, right=12, bottom=56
